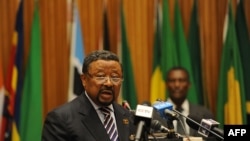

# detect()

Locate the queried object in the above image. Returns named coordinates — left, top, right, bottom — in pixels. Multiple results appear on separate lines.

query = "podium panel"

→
left=148, top=137, right=202, bottom=141
left=183, top=137, right=203, bottom=141
left=129, top=133, right=218, bottom=141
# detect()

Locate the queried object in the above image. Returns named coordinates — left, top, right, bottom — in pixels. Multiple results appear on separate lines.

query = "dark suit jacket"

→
left=42, top=93, right=136, bottom=141
left=188, top=103, right=215, bottom=140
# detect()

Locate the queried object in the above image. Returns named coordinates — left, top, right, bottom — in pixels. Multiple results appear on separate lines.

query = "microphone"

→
left=134, top=104, right=154, bottom=141
left=164, top=109, right=179, bottom=120
left=185, top=114, right=224, bottom=140
left=153, top=101, right=173, bottom=120
left=122, top=100, right=131, bottom=110
left=151, top=120, right=182, bottom=139
left=153, top=101, right=181, bottom=139
left=198, top=119, right=221, bottom=137
left=151, top=120, right=170, bottom=133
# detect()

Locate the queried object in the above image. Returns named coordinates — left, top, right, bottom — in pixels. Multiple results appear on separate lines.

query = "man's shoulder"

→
left=46, top=95, right=85, bottom=116
left=189, top=103, right=214, bottom=118
left=190, top=103, right=208, bottom=110
left=113, top=102, right=131, bottom=114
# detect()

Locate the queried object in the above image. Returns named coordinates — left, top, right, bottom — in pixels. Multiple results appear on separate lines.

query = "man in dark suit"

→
left=166, top=66, right=214, bottom=138
left=42, top=50, right=136, bottom=141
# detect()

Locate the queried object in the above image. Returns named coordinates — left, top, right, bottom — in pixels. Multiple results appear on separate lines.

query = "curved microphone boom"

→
left=186, top=114, right=224, bottom=139
left=172, top=109, right=224, bottom=140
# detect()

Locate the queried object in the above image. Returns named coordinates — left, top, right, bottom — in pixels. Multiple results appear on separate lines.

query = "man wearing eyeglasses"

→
left=42, top=50, right=136, bottom=141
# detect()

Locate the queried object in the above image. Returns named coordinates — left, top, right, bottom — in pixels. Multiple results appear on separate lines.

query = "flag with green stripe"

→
left=216, top=1, right=247, bottom=127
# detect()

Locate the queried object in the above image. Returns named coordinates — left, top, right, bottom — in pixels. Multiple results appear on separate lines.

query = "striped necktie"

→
left=99, top=107, right=119, bottom=141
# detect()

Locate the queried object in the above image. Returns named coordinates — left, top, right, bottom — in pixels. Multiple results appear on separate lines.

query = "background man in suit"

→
left=42, top=50, right=136, bottom=141
left=166, top=66, right=214, bottom=138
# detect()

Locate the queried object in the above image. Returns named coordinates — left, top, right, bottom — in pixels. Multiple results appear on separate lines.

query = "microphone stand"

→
left=143, top=128, right=149, bottom=141
left=134, top=121, right=149, bottom=141
left=165, top=119, right=182, bottom=140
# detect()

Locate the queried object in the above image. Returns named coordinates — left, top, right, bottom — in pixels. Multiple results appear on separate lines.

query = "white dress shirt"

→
left=167, top=98, right=190, bottom=135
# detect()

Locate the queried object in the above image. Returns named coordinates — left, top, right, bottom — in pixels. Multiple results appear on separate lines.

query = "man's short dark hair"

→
left=82, top=50, right=122, bottom=73
left=166, top=66, right=190, bottom=82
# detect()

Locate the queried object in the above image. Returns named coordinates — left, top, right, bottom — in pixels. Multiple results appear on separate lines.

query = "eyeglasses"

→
left=86, top=73, right=123, bottom=85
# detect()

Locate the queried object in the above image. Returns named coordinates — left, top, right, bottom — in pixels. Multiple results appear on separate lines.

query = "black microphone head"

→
left=186, top=114, right=201, bottom=130
left=151, top=120, right=170, bottom=133
left=164, top=109, right=179, bottom=120
left=151, top=120, right=161, bottom=131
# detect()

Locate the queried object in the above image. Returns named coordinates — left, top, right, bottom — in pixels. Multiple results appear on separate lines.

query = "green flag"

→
left=235, top=0, right=250, bottom=123
left=216, top=1, right=247, bottom=127
left=20, top=3, right=43, bottom=141
left=150, top=1, right=166, bottom=103
left=161, top=0, right=178, bottom=99
left=162, top=0, right=177, bottom=77
left=173, top=0, right=198, bottom=104
left=120, top=4, right=138, bottom=109
left=187, top=0, right=204, bottom=105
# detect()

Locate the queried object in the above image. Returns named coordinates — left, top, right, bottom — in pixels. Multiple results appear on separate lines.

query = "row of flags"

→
left=0, top=1, right=43, bottom=141
left=149, top=0, right=250, bottom=128
left=69, top=0, right=250, bottom=127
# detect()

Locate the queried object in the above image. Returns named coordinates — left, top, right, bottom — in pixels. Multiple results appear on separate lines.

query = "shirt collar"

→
left=84, top=91, right=114, bottom=112
left=167, top=98, right=189, bottom=112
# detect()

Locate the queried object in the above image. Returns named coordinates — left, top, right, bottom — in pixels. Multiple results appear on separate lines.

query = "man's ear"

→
left=80, top=74, right=86, bottom=87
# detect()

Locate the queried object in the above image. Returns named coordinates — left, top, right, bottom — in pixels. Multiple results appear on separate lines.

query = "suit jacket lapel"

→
left=189, top=104, right=199, bottom=136
left=78, top=94, right=110, bottom=141
left=114, top=103, right=131, bottom=141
